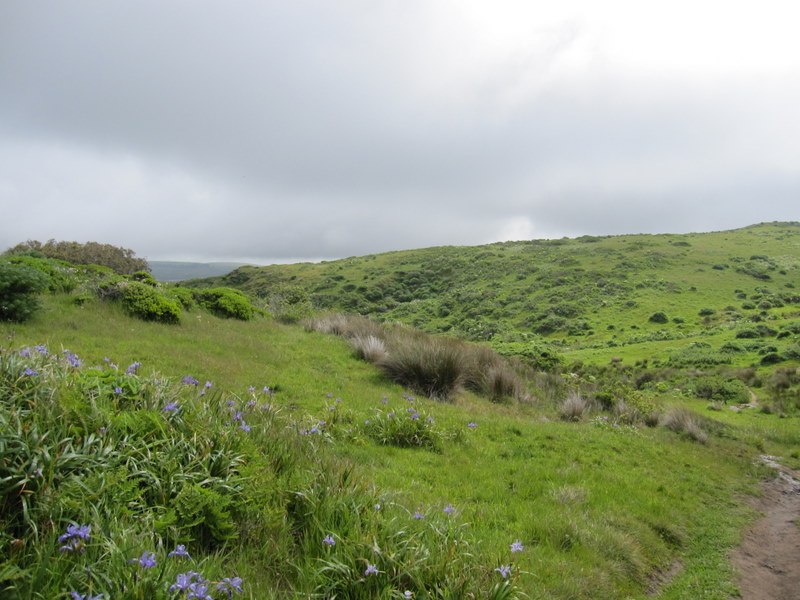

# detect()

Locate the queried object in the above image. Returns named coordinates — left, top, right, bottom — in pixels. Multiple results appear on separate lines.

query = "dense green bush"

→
left=0, top=262, right=49, bottom=322
left=5, top=239, right=149, bottom=275
left=166, top=286, right=197, bottom=309
left=120, top=281, right=182, bottom=323
left=132, top=270, right=159, bottom=286
left=266, top=285, right=313, bottom=323
left=2, top=255, right=78, bottom=293
left=690, top=376, right=749, bottom=404
left=667, top=343, right=733, bottom=367
left=195, top=288, right=255, bottom=320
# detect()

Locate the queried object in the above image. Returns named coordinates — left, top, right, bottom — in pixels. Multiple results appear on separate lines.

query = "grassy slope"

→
left=3, top=296, right=795, bottom=599
left=183, top=221, right=800, bottom=369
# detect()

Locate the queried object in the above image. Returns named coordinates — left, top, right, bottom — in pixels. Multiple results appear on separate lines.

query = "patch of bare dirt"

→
left=731, top=456, right=800, bottom=600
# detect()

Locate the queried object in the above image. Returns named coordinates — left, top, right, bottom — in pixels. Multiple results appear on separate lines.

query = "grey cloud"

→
left=1, top=1, right=798, bottom=261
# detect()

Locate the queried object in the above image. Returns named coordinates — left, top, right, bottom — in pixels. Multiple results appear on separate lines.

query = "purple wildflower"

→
left=129, top=551, right=157, bottom=568
left=217, top=577, right=244, bottom=598
left=413, top=511, right=424, bottom=520
left=239, top=422, right=251, bottom=433
left=20, top=347, right=31, bottom=357
left=262, top=386, right=270, bottom=394
left=163, top=401, right=180, bottom=413
left=323, top=535, right=335, bottom=546
left=204, top=381, right=213, bottom=389
left=248, top=385, right=256, bottom=392
left=427, top=416, right=434, bottom=423
left=182, top=375, right=199, bottom=386
left=63, top=351, right=82, bottom=368
left=404, top=592, right=413, bottom=599
left=187, top=582, right=214, bottom=600
left=387, top=412, right=395, bottom=418
left=125, top=361, right=141, bottom=375
left=326, top=393, right=333, bottom=398
left=168, top=544, right=191, bottom=559
left=380, top=397, right=389, bottom=405
left=495, top=565, right=512, bottom=579
left=22, top=367, right=39, bottom=376
left=70, top=593, right=103, bottom=600
left=114, top=387, right=123, bottom=395
left=510, top=540, right=524, bottom=553
left=410, top=413, right=419, bottom=420
left=58, top=524, right=91, bottom=552
left=34, top=344, right=49, bottom=355
left=443, top=504, right=455, bottom=514
left=169, top=571, right=203, bottom=593
left=364, top=563, right=379, bottom=576
left=467, top=422, right=478, bottom=428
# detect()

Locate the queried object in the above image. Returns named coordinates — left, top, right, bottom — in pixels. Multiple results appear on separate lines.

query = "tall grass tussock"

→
left=305, top=313, right=529, bottom=402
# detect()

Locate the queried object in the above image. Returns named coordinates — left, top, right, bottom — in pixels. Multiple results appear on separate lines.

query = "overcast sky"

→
left=1, top=1, right=799, bottom=263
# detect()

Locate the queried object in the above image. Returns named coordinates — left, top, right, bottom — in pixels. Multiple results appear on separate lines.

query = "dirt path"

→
left=731, top=456, right=800, bottom=600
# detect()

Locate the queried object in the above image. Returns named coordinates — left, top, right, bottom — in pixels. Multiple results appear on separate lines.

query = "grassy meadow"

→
left=1, top=223, right=799, bottom=599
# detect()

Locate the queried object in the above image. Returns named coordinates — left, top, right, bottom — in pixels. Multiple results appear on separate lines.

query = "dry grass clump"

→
left=659, top=406, right=708, bottom=444
left=466, top=345, right=528, bottom=403
left=559, top=390, right=590, bottom=421
left=349, top=335, right=388, bottom=363
left=305, top=312, right=528, bottom=403
left=377, top=336, right=469, bottom=401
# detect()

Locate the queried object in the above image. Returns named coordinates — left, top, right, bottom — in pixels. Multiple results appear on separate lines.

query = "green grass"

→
left=2, top=294, right=794, bottom=598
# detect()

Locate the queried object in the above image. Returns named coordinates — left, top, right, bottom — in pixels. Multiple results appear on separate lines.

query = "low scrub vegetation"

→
left=305, top=313, right=528, bottom=402
left=0, top=344, right=514, bottom=599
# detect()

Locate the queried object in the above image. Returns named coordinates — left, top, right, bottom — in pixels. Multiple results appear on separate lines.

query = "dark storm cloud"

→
left=1, top=1, right=798, bottom=261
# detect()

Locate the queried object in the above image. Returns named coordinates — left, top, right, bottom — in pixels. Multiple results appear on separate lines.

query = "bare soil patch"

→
left=731, top=456, right=800, bottom=600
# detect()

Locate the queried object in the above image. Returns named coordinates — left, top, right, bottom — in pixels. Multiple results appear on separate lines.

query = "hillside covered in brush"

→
left=183, top=222, right=800, bottom=369
left=1, top=225, right=800, bottom=598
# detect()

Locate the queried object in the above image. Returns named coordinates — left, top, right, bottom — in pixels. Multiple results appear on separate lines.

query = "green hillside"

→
left=1, top=225, right=799, bottom=599
left=182, top=222, right=800, bottom=369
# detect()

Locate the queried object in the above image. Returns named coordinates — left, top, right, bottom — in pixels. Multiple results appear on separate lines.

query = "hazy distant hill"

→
left=149, top=261, right=251, bottom=282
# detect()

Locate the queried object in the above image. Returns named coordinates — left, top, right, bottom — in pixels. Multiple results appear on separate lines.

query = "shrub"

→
left=194, top=287, right=255, bottom=320
left=5, top=239, right=149, bottom=275
left=691, top=376, right=749, bottom=404
left=266, top=285, right=314, bottom=323
left=736, top=329, right=760, bottom=339
left=166, top=286, right=197, bottom=309
left=698, top=308, right=715, bottom=316
left=667, top=343, right=732, bottom=367
left=760, top=352, right=783, bottom=365
left=0, top=262, right=49, bottom=322
left=649, top=311, right=669, bottom=324
left=119, top=281, right=182, bottom=323
left=131, top=270, right=159, bottom=286
left=3, top=255, right=78, bottom=292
